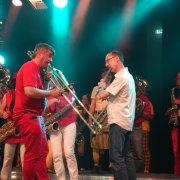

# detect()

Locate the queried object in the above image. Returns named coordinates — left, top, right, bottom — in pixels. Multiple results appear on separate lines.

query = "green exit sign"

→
left=155, top=29, right=163, bottom=34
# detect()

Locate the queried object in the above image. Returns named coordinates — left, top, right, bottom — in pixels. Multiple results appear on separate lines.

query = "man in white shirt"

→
left=98, top=50, right=136, bottom=180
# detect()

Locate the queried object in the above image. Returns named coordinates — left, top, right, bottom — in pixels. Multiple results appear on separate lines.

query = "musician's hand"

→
left=98, top=79, right=106, bottom=88
left=2, top=111, right=8, bottom=119
left=44, top=112, right=52, bottom=117
left=44, top=70, right=52, bottom=82
left=49, top=88, right=64, bottom=97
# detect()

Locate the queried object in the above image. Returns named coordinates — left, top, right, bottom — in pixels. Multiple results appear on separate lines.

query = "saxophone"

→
left=44, top=104, right=71, bottom=133
left=165, top=86, right=179, bottom=127
left=0, top=121, right=20, bottom=143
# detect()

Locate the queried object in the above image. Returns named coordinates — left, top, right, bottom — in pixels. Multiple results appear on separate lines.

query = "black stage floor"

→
left=6, top=168, right=180, bottom=180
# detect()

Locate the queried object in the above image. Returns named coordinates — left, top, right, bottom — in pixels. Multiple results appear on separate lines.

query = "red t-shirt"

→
left=45, top=92, right=76, bottom=127
left=135, top=94, right=151, bottom=125
left=13, top=61, right=45, bottom=122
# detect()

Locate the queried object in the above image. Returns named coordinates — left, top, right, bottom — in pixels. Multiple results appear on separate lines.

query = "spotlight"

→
left=53, top=0, right=68, bottom=8
left=28, top=0, right=47, bottom=10
left=0, top=56, right=4, bottom=64
left=12, top=0, right=22, bottom=6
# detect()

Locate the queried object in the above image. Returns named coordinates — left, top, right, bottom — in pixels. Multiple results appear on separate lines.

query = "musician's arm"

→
left=24, top=86, right=63, bottom=98
left=98, top=79, right=111, bottom=100
left=0, top=95, right=8, bottom=119
left=141, top=111, right=153, bottom=120
left=99, top=90, right=110, bottom=100
left=172, top=99, right=180, bottom=105
left=24, top=86, right=51, bottom=98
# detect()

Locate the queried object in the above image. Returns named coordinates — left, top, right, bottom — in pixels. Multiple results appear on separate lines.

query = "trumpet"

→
left=48, top=66, right=102, bottom=135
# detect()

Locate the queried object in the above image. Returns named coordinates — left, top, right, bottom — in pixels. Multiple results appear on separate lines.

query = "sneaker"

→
left=108, top=167, right=113, bottom=174
left=91, top=166, right=99, bottom=173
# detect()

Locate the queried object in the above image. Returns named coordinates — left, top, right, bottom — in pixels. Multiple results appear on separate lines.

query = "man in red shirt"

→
left=13, top=43, right=63, bottom=180
left=131, top=80, right=152, bottom=173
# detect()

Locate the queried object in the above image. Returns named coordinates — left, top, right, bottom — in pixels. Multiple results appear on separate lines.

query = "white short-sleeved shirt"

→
left=106, top=67, right=136, bottom=131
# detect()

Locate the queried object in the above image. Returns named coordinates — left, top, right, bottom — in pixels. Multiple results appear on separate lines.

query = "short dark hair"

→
left=109, top=50, right=124, bottom=64
left=33, top=43, right=55, bottom=58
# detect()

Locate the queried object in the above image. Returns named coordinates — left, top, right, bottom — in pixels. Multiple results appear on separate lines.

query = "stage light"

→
left=53, top=0, right=68, bottom=8
left=12, top=0, right=22, bottom=6
left=0, top=56, right=4, bottom=64
left=28, top=0, right=47, bottom=10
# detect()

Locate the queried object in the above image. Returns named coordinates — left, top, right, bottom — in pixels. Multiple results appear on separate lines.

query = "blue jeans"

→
left=109, top=124, right=136, bottom=180
left=130, top=124, right=144, bottom=172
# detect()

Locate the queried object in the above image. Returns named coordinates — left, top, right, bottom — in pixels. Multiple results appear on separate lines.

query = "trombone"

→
left=48, top=66, right=102, bottom=135
left=26, top=51, right=101, bottom=134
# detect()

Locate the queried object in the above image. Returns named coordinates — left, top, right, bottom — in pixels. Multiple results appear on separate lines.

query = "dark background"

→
left=0, top=0, right=180, bottom=173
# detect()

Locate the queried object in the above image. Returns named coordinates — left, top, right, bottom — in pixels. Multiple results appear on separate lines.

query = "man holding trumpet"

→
left=13, top=43, right=63, bottom=180
left=97, top=50, right=136, bottom=180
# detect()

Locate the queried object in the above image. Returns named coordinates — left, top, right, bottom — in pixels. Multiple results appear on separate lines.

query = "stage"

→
left=8, top=168, right=180, bottom=180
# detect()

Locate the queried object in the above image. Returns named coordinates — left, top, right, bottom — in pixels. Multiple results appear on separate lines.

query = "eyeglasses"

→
left=105, top=56, right=115, bottom=63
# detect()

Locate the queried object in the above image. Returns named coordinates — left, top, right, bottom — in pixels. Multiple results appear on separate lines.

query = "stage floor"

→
left=8, top=168, right=180, bottom=180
